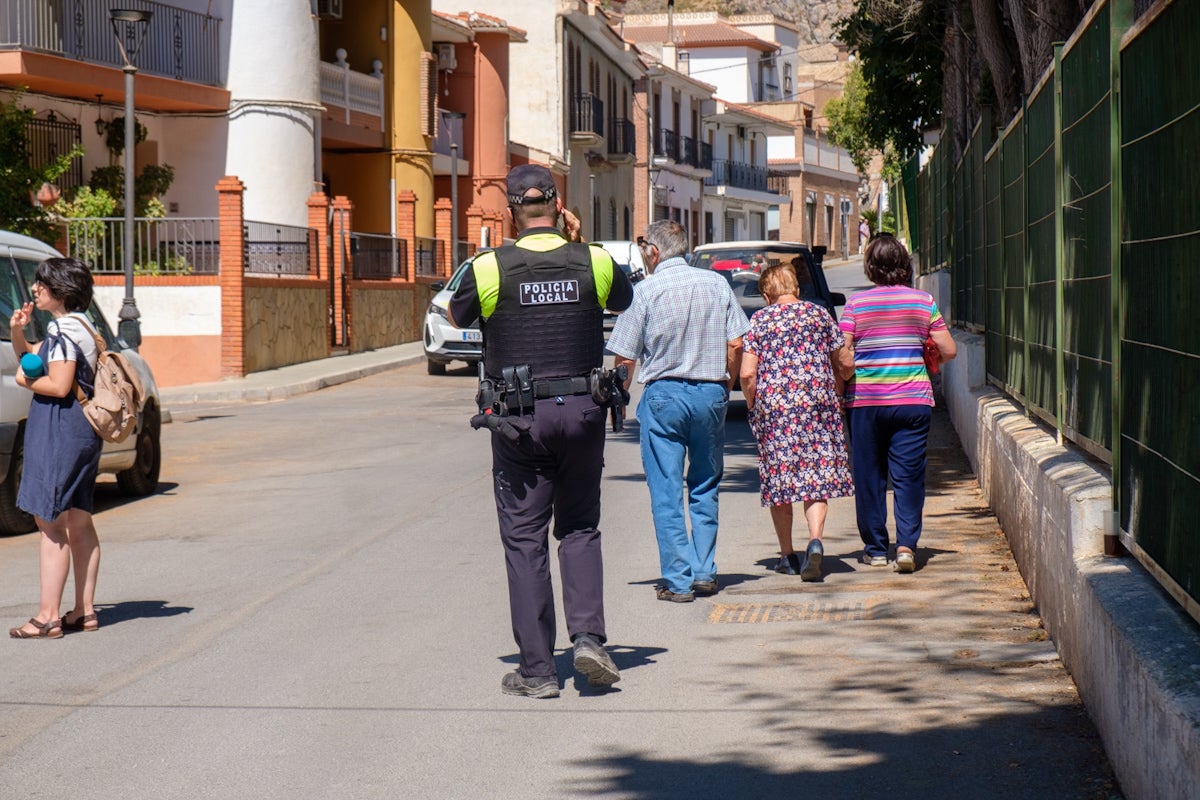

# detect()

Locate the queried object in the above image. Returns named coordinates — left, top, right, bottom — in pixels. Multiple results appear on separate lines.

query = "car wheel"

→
left=116, top=404, right=161, bottom=496
left=427, top=358, right=446, bottom=375
left=0, top=432, right=36, bottom=536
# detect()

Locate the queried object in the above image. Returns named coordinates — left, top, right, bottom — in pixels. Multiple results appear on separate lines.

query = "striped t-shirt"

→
left=839, top=285, right=947, bottom=407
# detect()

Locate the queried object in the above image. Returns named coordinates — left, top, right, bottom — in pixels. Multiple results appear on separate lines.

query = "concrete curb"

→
left=158, top=344, right=427, bottom=408
left=940, top=331, right=1200, bottom=800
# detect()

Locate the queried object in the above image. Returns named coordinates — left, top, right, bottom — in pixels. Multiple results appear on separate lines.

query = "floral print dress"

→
left=744, top=301, right=854, bottom=506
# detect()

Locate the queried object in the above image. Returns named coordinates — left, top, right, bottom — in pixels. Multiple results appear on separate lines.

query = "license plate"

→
left=462, top=330, right=482, bottom=343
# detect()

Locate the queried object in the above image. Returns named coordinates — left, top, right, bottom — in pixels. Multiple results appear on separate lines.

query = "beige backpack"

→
left=70, top=319, right=145, bottom=443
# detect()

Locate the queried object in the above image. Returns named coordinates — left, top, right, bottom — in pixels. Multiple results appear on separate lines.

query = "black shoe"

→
left=692, top=578, right=719, bottom=596
left=573, top=634, right=620, bottom=686
left=501, top=671, right=559, bottom=698
left=774, top=553, right=801, bottom=575
left=799, top=539, right=824, bottom=582
left=655, top=585, right=695, bottom=603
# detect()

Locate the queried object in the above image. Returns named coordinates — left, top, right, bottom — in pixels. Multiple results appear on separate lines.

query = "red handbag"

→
left=923, top=336, right=940, bottom=375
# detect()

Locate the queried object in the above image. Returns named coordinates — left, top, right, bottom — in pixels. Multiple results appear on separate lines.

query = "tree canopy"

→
left=834, top=0, right=1089, bottom=163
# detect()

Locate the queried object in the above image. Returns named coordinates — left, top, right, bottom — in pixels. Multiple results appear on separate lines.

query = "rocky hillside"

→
left=618, top=0, right=855, bottom=44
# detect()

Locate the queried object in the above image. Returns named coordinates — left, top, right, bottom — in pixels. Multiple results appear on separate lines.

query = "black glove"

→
left=470, top=411, right=532, bottom=442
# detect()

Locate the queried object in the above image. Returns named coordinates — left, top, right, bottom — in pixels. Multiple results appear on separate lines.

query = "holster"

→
left=588, top=367, right=612, bottom=405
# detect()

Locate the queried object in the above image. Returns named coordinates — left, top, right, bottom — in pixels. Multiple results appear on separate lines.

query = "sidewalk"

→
left=158, top=341, right=428, bottom=407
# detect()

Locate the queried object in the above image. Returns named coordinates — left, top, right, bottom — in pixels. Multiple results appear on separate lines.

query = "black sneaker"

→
left=692, top=578, right=719, bottom=596
left=655, top=585, right=695, bottom=603
left=573, top=634, right=621, bottom=686
left=501, top=671, right=559, bottom=698
left=799, top=539, right=824, bottom=582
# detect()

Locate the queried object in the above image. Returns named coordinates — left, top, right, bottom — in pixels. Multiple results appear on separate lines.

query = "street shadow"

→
left=93, top=599, right=193, bottom=628
left=93, top=481, right=180, bottom=512
left=563, top=702, right=1121, bottom=799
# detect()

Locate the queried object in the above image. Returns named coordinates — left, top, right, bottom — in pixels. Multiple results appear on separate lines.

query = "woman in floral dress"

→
left=740, top=264, right=856, bottom=581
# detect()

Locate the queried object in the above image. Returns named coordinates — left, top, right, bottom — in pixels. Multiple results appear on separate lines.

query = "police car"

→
left=0, top=229, right=163, bottom=535
left=423, top=255, right=483, bottom=375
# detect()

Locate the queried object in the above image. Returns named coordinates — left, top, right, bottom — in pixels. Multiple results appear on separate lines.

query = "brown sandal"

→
left=9, top=617, right=63, bottom=639
left=62, top=612, right=99, bottom=632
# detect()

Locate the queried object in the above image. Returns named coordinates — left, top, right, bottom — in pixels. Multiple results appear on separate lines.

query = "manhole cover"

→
left=708, top=601, right=872, bottom=623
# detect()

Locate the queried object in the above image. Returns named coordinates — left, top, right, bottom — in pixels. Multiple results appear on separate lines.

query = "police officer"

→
left=448, top=164, right=634, bottom=698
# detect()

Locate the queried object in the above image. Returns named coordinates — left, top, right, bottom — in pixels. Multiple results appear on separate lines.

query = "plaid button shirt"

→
left=606, top=257, right=750, bottom=383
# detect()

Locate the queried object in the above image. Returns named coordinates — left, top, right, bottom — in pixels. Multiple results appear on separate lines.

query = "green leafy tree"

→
left=0, top=92, right=83, bottom=243
left=824, top=63, right=874, bottom=174
left=835, top=0, right=946, bottom=164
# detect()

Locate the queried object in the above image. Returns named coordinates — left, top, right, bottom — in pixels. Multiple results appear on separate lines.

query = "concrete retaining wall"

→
left=937, top=330, right=1200, bottom=800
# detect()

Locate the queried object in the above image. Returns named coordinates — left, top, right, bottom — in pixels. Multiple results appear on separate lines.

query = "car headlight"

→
left=427, top=303, right=448, bottom=320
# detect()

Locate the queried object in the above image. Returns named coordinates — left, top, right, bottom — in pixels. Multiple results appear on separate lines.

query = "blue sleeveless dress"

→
left=16, top=328, right=102, bottom=521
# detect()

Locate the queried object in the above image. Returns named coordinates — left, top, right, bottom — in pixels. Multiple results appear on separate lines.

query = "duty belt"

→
left=531, top=376, right=591, bottom=399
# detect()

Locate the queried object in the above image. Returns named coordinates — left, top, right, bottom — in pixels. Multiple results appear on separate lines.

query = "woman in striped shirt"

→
left=839, top=235, right=956, bottom=573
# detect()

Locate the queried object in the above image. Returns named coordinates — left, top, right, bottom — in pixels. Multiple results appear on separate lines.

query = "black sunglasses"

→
left=637, top=236, right=656, bottom=251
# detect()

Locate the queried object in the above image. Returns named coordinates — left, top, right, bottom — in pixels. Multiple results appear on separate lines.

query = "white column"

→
left=225, top=0, right=321, bottom=227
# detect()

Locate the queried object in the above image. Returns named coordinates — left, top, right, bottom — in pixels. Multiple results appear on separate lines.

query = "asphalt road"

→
left=0, top=362, right=1120, bottom=799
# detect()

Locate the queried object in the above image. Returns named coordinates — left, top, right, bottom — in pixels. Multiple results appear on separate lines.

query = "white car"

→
left=0, top=230, right=162, bottom=535
left=423, top=255, right=482, bottom=375
left=590, top=240, right=647, bottom=331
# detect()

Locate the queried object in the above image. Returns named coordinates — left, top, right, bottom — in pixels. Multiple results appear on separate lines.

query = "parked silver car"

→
left=0, top=230, right=163, bottom=535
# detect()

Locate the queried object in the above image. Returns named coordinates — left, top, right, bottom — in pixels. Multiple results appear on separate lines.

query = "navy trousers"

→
left=847, top=404, right=932, bottom=558
left=491, top=394, right=608, bottom=679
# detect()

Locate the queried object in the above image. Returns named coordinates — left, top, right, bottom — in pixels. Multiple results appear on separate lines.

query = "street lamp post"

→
left=444, top=111, right=466, bottom=269
left=109, top=9, right=152, bottom=349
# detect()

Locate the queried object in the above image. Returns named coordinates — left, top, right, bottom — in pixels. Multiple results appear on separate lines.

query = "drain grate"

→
left=709, top=601, right=872, bottom=624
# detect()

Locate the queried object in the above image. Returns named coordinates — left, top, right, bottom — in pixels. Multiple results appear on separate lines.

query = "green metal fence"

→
left=1118, top=0, right=1200, bottom=607
left=906, top=0, right=1199, bottom=614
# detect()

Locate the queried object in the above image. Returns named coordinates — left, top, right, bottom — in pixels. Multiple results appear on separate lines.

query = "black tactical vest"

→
left=482, top=242, right=605, bottom=380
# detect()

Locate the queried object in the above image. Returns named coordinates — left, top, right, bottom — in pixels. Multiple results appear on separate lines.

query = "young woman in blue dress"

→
left=8, top=257, right=103, bottom=639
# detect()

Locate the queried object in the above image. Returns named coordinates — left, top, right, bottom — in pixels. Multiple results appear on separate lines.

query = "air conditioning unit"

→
left=316, top=0, right=343, bottom=19
left=434, top=43, right=457, bottom=72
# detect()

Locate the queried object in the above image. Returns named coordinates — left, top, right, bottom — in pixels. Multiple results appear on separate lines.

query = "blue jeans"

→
left=638, top=379, right=728, bottom=594
left=847, top=405, right=932, bottom=558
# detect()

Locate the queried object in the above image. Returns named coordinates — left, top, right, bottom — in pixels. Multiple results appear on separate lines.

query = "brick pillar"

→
left=487, top=212, right=504, bottom=247
left=307, top=192, right=331, bottom=283
left=396, top=190, right=416, bottom=280
left=466, top=204, right=483, bottom=250
left=331, top=196, right=353, bottom=348
left=434, top=198, right=452, bottom=275
left=217, top=176, right=246, bottom=378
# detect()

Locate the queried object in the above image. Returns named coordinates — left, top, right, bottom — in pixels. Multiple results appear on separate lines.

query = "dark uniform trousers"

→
left=491, top=393, right=608, bottom=679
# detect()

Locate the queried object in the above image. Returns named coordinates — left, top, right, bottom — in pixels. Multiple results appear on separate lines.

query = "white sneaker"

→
left=894, top=551, right=916, bottom=573
left=861, top=553, right=888, bottom=567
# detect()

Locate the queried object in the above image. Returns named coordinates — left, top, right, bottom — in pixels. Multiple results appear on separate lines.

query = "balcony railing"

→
left=608, top=117, right=635, bottom=156
left=351, top=233, right=407, bottom=280
left=431, top=109, right=465, bottom=157
left=698, top=141, right=713, bottom=171
left=244, top=221, right=316, bottom=276
left=62, top=217, right=219, bottom=275
left=679, top=135, right=697, bottom=168
left=655, top=128, right=678, bottom=161
left=704, top=159, right=768, bottom=192
left=1, top=0, right=223, bottom=85
left=570, top=93, right=604, bottom=137
left=320, top=49, right=384, bottom=127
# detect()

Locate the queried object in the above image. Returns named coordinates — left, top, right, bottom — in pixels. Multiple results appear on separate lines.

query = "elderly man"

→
left=606, top=220, right=750, bottom=602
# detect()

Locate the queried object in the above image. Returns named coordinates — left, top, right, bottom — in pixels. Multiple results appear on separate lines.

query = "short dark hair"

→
left=510, top=198, right=558, bottom=230
left=35, top=257, right=94, bottom=313
left=863, top=234, right=913, bottom=286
